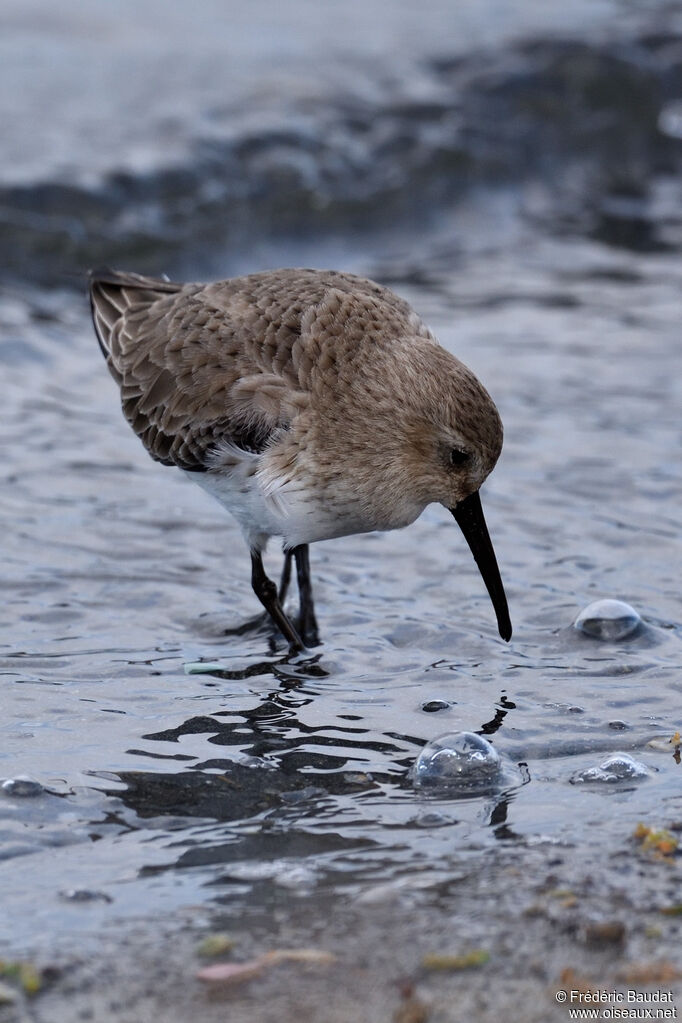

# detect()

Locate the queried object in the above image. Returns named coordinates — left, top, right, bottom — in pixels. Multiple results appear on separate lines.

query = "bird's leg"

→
left=293, top=544, right=320, bottom=647
left=251, top=550, right=304, bottom=654
left=278, top=549, right=293, bottom=603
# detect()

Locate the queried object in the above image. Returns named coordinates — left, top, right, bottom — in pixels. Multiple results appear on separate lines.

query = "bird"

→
left=89, top=267, right=511, bottom=653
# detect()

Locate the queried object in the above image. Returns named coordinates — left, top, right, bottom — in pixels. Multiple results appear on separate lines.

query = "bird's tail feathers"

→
left=88, top=268, right=181, bottom=359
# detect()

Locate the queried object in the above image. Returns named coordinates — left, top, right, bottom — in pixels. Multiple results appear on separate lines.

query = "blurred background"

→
left=1, top=2, right=682, bottom=1021
left=3, top=0, right=681, bottom=284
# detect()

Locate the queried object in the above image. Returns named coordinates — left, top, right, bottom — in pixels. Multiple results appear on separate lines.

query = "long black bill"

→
left=451, top=491, right=512, bottom=642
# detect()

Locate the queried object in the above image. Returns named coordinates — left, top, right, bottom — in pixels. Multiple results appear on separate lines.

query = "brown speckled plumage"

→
left=91, top=268, right=441, bottom=471
left=90, top=267, right=511, bottom=650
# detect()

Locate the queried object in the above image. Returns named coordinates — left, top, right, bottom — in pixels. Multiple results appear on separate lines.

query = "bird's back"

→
left=90, top=267, right=432, bottom=472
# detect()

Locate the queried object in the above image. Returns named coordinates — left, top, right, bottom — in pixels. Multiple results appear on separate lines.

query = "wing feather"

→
left=89, top=267, right=432, bottom=472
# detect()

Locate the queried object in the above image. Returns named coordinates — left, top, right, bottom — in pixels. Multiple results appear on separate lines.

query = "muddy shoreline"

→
left=5, top=841, right=682, bottom=1022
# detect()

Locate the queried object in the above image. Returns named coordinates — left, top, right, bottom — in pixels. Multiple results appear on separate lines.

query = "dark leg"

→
left=251, top=550, right=304, bottom=654
left=278, top=550, right=293, bottom=603
left=293, top=544, right=320, bottom=647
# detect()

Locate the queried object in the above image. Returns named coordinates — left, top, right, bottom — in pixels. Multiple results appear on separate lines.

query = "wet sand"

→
left=9, top=843, right=682, bottom=1022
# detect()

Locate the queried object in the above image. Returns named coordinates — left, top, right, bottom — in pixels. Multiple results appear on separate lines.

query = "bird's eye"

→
left=449, top=448, right=471, bottom=468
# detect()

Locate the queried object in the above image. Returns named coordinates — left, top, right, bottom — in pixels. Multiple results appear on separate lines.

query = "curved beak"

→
left=450, top=491, right=512, bottom=642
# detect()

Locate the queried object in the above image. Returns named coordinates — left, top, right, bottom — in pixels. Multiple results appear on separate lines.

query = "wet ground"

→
left=3, top=221, right=682, bottom=1019
left=1, top=1, right=682, bottom=1020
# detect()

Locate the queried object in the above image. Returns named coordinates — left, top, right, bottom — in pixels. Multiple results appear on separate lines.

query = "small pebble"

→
left=570, top=753, right=651, bottom=785
left=608, top=720, right=630, bottom=731
left=422, top=700, right=450, bottom=713
left=197, top=934, right=236, bottom=958
left=412, top=731, right=501, bottom=793
left=574, top=599, right=641, bottom=640
left=1, top=776, right=44, bottom=797
left=0, top=982, right=16, bottom=1005
left=584, top=921, right=626, bottom=946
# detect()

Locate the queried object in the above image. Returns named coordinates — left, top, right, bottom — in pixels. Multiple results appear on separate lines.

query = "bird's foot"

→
left=223, top=611, right=316, bottom=654
left=293, top=612, right=320, bottom=649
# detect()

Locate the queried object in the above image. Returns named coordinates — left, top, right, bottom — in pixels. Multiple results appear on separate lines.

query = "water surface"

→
left=2, top=223, right=680, bottom=952
left=0, top=0, right=681, bottom=968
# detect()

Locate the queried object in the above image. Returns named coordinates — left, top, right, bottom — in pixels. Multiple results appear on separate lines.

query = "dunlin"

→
left=89, top=267, right=511, bottom=652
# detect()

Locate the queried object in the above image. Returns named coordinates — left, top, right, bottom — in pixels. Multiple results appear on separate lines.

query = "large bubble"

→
left=570, top=753, right=652, bottom=785
left=412, top=731, right=502, bottom=794
left=1, top=776, right=44, bottom=798
left=574, top=599, right=641, bottom=640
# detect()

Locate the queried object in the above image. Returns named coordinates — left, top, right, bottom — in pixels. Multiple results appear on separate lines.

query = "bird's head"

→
left=384, top=339, right=512, bottom=641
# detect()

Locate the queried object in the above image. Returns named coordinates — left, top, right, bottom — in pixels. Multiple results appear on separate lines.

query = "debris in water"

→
left=422, top=949, right=490, bottom=971
left=570, top=754, right=651, bottom=784
left=0, top=982, right=16, bottom=1005
left=559, top=967, right=597, bottom=996
left=197, top=948, right=334, bottom=984
left=647, top=731, right=682, bottom=754
left=573, top=599, right=641, bottom=640
left=268, top=949, right=335, bottom=965
left=633, top=823, right=678, bottom=858
left=658, top=905, right=682, bottom=916
left=197, top=934, right=236, bottom=958
left=1, top=776, right=44, bottom=797
left=394, top=990, right=431, bottom=1023
left=0, top=961, right=42, bottom=996
left=549, top=888, right=578, bottom=909
left=184, top=661, right=227, bottom=675
left=197, top=958, right=265, bottom=985
left=411, top=732, right=501, bottom=793
left=617, top=961, right=681, bottom=984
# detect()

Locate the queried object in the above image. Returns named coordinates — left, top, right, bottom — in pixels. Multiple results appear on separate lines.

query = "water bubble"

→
left=570, top=753, right=652, bottom=785
left=411, top=811, right=454, bottom=828
left=412, top=731, right=501, bottom=794
left=574, top=599, right=641, bottom=641
left=59, top=889, right=112, bottom=904
left=1, top=776, right=44, bottom=797
left=422, top=700, right=450, bottom=713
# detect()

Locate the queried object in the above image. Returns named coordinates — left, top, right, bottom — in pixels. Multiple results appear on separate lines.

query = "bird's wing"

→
left=90, top=269, right=309, bottom=471
left=89, top=268, right=433, bottom=471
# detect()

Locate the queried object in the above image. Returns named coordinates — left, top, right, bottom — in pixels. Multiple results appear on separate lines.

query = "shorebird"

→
left=89, top=267, right=511, bottom=653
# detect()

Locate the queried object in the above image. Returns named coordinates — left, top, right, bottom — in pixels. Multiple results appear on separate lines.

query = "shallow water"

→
left=1, top=216, right=681, bottom=952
